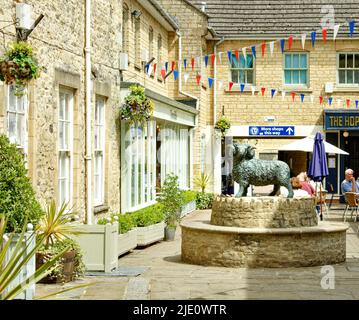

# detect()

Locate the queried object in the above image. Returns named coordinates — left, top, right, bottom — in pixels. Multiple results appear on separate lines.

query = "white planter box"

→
left=70, top=223, right=118, bottom=272
left=117, top=228, right=137, bottom=256
left=3, top=225, right=35, bottom=300
left=181, top=200, right=196, bottom=218
left=136, top=221, right=165, bottom=246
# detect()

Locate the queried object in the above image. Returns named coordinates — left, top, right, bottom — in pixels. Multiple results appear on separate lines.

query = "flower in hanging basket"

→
left=0, top=42, right=41, bottom=96
left=215, top=115, right=231, bottom=137
left=120, top=85, right=154, bottom=126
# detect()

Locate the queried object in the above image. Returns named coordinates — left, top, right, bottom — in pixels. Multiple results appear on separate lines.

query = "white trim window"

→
left=121, top=121, right=156, bottom=212
left=338, top=53, right=359, bottom=85
left=230, top=53, right=254, bottom=84
left=7, top=85, right=28, bottom=154
left=58, top=89, right=73, bottom=208
left=284, top=53, right=308, bottom=85
left=94, top=96, right=105, bottom=206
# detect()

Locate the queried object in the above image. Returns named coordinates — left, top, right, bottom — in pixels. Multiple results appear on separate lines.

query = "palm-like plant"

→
left=193, top=172, right=212, bottom=193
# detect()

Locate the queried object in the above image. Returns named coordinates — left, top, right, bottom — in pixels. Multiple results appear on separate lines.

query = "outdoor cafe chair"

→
left=316, top=190, right=329, bottom=219
left=343, top=192, right=359, bottom=222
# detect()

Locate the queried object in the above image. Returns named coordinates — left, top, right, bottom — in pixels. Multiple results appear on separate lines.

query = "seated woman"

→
left=297, top=172, right=316, bottom=196
left=279, top=177, right=310, bottom=198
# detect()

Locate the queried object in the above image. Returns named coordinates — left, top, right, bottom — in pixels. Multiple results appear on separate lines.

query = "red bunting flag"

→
left=322, top=28, right=327, bottom=45
left=261, top=43, right=266, bottom=57
left=288, top=35, right=293, bottom=50
left=191, top=58, right=195, bottom=70
left=261, top=87, right=266, bottom=96
left=234, top=49, right=239, bottom=62
left=153, top=63, right=157, bottom=74
left=196, top=73, right=201, bottom=85
left=211, top=54, right=216, bottom=66
left=171, top=61, right=176, bottom=71
left=290, top=92, right=295, bottom=102
left=319, top=96, right=323, bottom=105
left=161, top=68, right=166, bottom=79
left=346, top=99, right=351, bottom=108
left=229, top=82, right=234, bottom=91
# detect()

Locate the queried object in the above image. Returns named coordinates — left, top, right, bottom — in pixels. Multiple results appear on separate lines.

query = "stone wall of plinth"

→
left=181, top=220, right=348, bottom=268
left=211, top=196, right=318, bottom=228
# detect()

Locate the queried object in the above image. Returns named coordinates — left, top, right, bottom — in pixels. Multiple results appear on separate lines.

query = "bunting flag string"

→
left=251, top=46, right=256, bottom=59
left=173, top=70, right=179, bottom=81
left=269, top=41, right=275, bottom=56
left=300, top=93, right=305, bottom=103
left=346, top=98, right=351, bottom=108
left=240, top=83, right=245, bottom=93
left=211, top=54, right=216, bottom=66
left=322, top=28, right=327, bottom=46
left=271, top=89, right=276, bottom=98
left=311, top=31, right=316, bottom=47
left=290, top=92, right=296, bottom=102
left=301, top=34, right=306, bottom=49
left=208, top=77, right=213, bottom=88
left=242, top=47, right=247, bottom=60
left=349, top=20, right=355, bottom=37
left=333, top=24, right=340, bottom=41
left=229, top=82, right=234, bottom=91
left=280, top=39, right=285, bottom=53
left=204, top=55, right=209, bottom=67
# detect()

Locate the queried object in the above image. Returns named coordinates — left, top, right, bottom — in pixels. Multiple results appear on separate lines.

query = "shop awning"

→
left=277, top=136, right=349, bottom=155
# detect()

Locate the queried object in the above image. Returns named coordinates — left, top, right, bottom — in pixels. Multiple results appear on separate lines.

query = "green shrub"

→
left=196, top=192, right=215, bottom=210
left=181, top=190, right=197, bottom=205
left=117, top=213, right=135, bottom=234
left=0, top=135, right=43, bottom=233
left=131, top=203, right=164, bottom=227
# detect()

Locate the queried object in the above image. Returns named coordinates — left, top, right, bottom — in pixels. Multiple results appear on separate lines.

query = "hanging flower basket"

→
left=0, top=42, right=41, bottom=96
left=120, top=85, right=154, bottom=126
left=215, top=115, right=231, bottom=138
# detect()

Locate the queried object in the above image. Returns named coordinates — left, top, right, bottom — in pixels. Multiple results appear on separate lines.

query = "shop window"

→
left=284, top=53, right=308, bottom=85
left=230, top=53, right=254, bottom=85
left=338, top=53, right=359, bottom=85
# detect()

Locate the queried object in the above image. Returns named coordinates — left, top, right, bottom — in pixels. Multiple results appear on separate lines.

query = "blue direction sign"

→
left=249, top=126, right=295, bottom=136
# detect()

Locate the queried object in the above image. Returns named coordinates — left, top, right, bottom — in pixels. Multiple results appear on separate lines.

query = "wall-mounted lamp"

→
left=343, top=131, right=349, bottom=138
left=131, top=10, right=142, bottom=19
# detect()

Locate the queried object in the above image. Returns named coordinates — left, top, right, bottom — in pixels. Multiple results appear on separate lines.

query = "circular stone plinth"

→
left=211, top=196, right=318, bottom=228
left=181, top=219, right=348, bottom=268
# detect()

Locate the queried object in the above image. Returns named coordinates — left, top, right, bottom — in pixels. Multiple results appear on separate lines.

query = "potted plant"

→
left=214, top=115, right=231, bottom=139
left=35, top=201, right=85, bottom=284
left=120, top=84, right=154, bottom=126
left=158, top=174, right=184, bottom=241
left=0, top=41, right=41, bottom=96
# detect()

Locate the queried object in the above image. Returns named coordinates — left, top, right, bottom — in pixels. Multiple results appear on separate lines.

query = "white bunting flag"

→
left=147, top=64, right=153, bottom=76
left=196, top=56, right=201, bottom=68
left=242, top=47, right=247, bottom=60
left=251, top=85, right=256, bottom=96
left=218, top=80, right=223, bottom=90
left=310, top=95, right=315, bottom=104
left=301, top=34, right=306, bottom=49
left=333, top=24, right=340, bottom=41
left=337, top=98, right=342, bottom=107
left=269, top=41, right=275, bottom=56
left=184, top=73, right=189, bottom=84
left=281, top=90, right=286, bottom=100
left=218, top=52, right=222, bottom=64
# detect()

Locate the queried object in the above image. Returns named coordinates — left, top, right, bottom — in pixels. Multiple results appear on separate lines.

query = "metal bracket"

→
left=16, top=14, right=44, bottom=41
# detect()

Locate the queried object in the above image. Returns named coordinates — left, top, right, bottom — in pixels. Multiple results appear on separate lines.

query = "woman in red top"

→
left=297, top=172, right=316, bottom=196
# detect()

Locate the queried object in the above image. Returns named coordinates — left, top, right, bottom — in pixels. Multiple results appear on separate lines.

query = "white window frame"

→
left=337, top=52, right=359, bottom=87
left=94, top=95, right=106, bottom=206
left=230, top=53, right=255, bottom=85
left=283, top=52, right=309, bottom=87
left=58, top=88, right=73, bottom=210
left=6, top=85, right=28, bottom=156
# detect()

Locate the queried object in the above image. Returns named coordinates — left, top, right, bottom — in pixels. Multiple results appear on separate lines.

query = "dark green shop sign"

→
left=324, top=110, right=359, bottom=130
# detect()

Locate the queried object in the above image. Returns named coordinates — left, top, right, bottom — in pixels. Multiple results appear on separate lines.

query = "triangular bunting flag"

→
left=355, top=100, right=359, bottom=108
left=161, top=68, right=166, bottom=79
left=311, top=31, right=316, bottom=47
left=349, top=20, right=355, bottom=37
left=196, top=56, right=201, bottom=68
left=218, top=80, right=223, bottom=90
left=153, top=63, right=157, bottom=74
left=261, top=43, right=266, bottom=57
left=291, top=92, right=295, bottom=102
left=328, top=97, right=333, bottom=106
left=165, top=62, right=168, bottom=72
left=227, top=51, right=232, bottom=64
left=319, top=96, right=323, bottom=105
left=300, top=93, right=305, bottom=102
left=191, top=57, right=195, bottom=70
left=173, top=70, right=178, bottom=81
left=251, top=46, right=256, bottom=59
left=196, top=73, right=201, bottom=85
left=204, top=55, right=209, bottom=67
left=229, top=82, right=234, bottom=91
left=280, top=39, right=285, bottom=53
left=333, top=24, right=340, bottom=41
left=251, top=86, right=256, bottom=96
left=211, top=54, right=216, bottom=66
left=301, top=34, right=306, bottom=49
left=208, top=77, right=213, bottom=88
left=234, top=49, right=239, bottom=62
left=145, top=64, right=149, bottom=74
left=171, top=61, right=176, bottom=71
left=261, top=87, right=265, bottom=96
left=240, top=83, right=245, bottom=92
left=281, top=90, right=286, bottom=101
left=310, top=95, right=314, bottom=104
left=271, top=89, right=276, bottom=98
left=269, top=41, right=275, bottom=56
left=184, top=73, right=189, bottom=84
left=346, top=99, right=351, bottom=107
left=288, top=35, right=293, bottom=50
left=184, top=59, right=187, bottom=70
left=322, top=28, right=327, bottom=45
left=242, top=47, right=247, bottom=60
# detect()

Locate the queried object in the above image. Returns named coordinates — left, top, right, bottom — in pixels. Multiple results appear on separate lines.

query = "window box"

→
left=180, top=200, right=196, bottom=218
left=117, top=228, right=138, bottom=256
left=136, top=221, right=165, bottom=247
left=70, top=223, right=118, bottom=272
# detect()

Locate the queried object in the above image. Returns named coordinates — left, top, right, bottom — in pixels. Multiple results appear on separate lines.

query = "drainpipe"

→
left=85, top=0, right=92, bottom=224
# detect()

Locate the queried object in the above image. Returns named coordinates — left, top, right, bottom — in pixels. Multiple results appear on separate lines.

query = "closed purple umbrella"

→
left=308, top=132, right=329, bottom=220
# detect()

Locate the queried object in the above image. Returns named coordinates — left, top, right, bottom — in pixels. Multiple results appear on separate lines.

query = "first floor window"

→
left=230, top=53, right=254, bottom=84
left=338, top=53, right=359, bottom=85
left=284, top=53, right=308, bottom=85
left=7, top=85, right=27, bottom=151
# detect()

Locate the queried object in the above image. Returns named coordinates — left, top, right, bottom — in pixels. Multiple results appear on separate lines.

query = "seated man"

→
left=341, top=168, right=359, bottom=194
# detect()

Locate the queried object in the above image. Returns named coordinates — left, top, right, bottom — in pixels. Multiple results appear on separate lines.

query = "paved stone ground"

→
left=35, top=204, right=359, bottom=300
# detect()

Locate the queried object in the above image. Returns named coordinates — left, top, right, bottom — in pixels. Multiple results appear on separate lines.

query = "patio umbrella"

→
left=308, top=132, right=329, bottom=221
